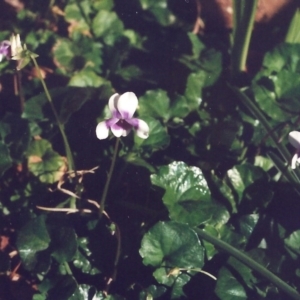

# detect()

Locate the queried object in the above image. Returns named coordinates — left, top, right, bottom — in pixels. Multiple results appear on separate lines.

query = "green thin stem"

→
left=31, top=56, right=75, bottom=172
left=16, top=70, right=25, bottom=112
left=195, top=228, right=300, bottom=300
left=63, top=261, right=73, bottom=276
left=99, top=138, right=120, bottom=217
left=231, top=0, right=258, bottom=78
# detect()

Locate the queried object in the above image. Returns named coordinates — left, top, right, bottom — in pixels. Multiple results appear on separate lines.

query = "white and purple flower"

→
left=96, top=92, right=149, bottom=140
left=288, top=131, right=300, bottom=169
left=0, top=40, right=11, bottom=62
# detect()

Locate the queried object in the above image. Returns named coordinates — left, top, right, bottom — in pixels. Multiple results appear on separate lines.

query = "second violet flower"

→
left=96, top=92, right=149, bottom=140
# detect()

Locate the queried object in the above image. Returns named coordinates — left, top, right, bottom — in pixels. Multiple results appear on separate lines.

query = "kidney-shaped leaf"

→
left=138, top=89, right=170, bottom=121
left=151, top=161, right=228, bottom=226
left=92, top=10, right=124, bottom=45
left=27, top=139, right=66, bottom=184
left=140, top=221, right=204, bottom=269
left=50, top=226, right=77, bottom=263
left=215, top=266, right=247, bottom=300
left=16, top=215, right=50, bottom=271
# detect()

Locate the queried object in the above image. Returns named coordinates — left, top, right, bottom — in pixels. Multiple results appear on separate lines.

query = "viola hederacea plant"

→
left=2, top=2, right=300, bottom=300
left=96, top=92, right=149, bottom=140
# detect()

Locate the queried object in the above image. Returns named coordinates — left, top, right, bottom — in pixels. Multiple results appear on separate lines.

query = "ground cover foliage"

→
left=1, top=0, right=300, bottom=299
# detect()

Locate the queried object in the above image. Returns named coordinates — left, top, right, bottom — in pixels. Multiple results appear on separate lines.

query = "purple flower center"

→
left=117, top=119, right=132, bottom=130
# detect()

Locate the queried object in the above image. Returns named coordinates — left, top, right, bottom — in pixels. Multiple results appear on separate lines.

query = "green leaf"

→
left=215, top=265, right=247, bottom=300
left=23, top=87, right=101, bottom=125
left=26, top=139, right=66, bottom=184
left=238, top=214, right=260, bottom=240
left=116, top=65, right=143, bottom=82
left=139, top=285, right=167, bottom=300
left=252, top=83, right=290, bottom=122
left=201, top=225, right=219, bottom=260
left=47, top=275, right=77, bottom=300
left=47, top=221, right=77, bottom=263
left=138, top=89, right=170, bottom=121
left=64, top=2, right=90, bottom=37
left=59, top=87, right=93, bottom=124
left=124, top=152, right=156, bottom=173
left=53, top=39, right=78, bottom=74
left=152, top=268, right=190, bottom=299
left=65, top=1, right=91, bottom=23
left=134, top=117, right=170, bottom=151
left=226, top=164, right=272, bottom=211
left=16, top=215, right=51, bottom=272
left=169, top=95, right=190, bottom=119
left=0, top=141, right=12, bottom=177
left=69, top=70, right=108, bottom=88
left=185, top=32, right=205, bottom=59
left=211, top=173, right=237, bottom=213
left=184, top=72, right=204, bottom=110
left=254, top=155, right=274, bottom=171
left=93, top=0, right=114, bottom=11
left=70, top=284, right=95, bottom=300
left=92, top=10, right=124, bottom=45
left=139, top=0, right=176, bottom=26
left=0, top=113, right=31, bottom=161
left=151, top=161, right=229, bottom=226
left=169, top=273, right=190, bottom=299
left=215, top=251, right=268, bottom=300
left=261, top=43, right=300, bottom=74
left=199, top=48, right=222, bottom=86
left=252, top=44, right=300, bottom=121
left=285, top=230, right=300, bottom=257
left=22, top=92, right=48, bottom=121
left=140, top=221, right=204, bottom=268
left=140, top=221, right=203, bottom=298
left=73, top=238, right=101, bottom=275
left=201, top=225, right=246, bottom=262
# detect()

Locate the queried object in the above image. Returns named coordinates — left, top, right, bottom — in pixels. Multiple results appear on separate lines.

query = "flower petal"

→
left=106, top=118, right=119, bottom=127
left=291, top=153, right=299, bottom=169
left=0, top=40, right=10, bottom=61
left=10, top=34, right=22, bottom=58
left=108, top=93, right=121, bottom=118
left=96, top=121, right=109, bottom=140
left=289, top=131, right=300, bottom=149
left=111, top=123, right=125, bottom=137
left=127, top=118, right=149, bottom=139
left=117, top=92, right=138, bottom=119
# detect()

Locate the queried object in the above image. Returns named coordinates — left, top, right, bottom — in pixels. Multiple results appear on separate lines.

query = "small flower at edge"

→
left=0, top=40, right=11, bottom=62
left=96, top=92, right=149, bottom=140
left=10, top=33, right=38, bottom=70
left=288, top=131, right=300, bottom=169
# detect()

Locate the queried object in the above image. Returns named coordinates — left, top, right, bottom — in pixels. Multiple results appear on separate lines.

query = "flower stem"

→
left=99, top=138, right=120, bottom=217
left=231, top=0, right=258, bottom=79
left=63, top=261, right=73, bottom=276
left=15, top=69, right=25, bottom=113
left=195, top=228, right=300, bottom=300
left=31, top=56, right=75, bottom=172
